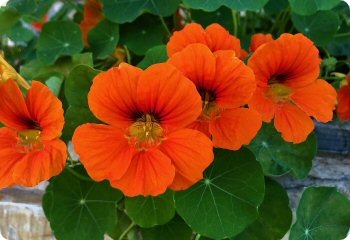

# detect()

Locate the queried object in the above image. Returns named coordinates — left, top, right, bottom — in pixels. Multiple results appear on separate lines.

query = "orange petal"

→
left=88, top=63, right=142, bottom=129
left=250, top=33, right=274, bottom=52
left=248, top=33, right=321, bottom=88
left=214, top=50, right=256, bottom=108
left=137, top=63, right=202, bottom=132
left=167, top=23, right=210, bottom=57
left=291, top=79, right=336, bottom=122
left=274, top=103, right=314, bottom=143
left=80, top=0, right=104, bottom=46
left=336, top=85, right=350, bottom=120
left=72, top=123, right=133, bottom=182
left=248, top=87, right=277, bottom=122
left=209, top=108, right=262, bottom=150
left=0, top=79, right=31, bottom=130
left=188, top=120, right=211, bottom=138
left=167, top=43, right=216, bottom=91
left=110, top=149, right=175, bottom=197
left=205, top=23, right=242, bottom=58
left=12, top=138, right=67, bottom=187
left=160, top=129, right=213, bottom=191
left=26, top=81, right=65, bottom=140
left=0, top=127, right=24, bottom=188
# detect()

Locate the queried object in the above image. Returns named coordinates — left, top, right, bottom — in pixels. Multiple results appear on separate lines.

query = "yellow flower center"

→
left=128, top=114, right=163, bottom=151
left=265, top=83, right=292, bottom=103
left=16, top=130, right=44, bottom=153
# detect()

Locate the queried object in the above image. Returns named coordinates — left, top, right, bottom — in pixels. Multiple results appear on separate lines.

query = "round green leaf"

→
left=101, top=0, right=181, bottom=24
left=289, top=0, right=341, bottom=15
left=292, top=10, right=340, bottom=46
left=264, top=0, right=289, bottom=15
left=175, top=148, right=265, bottom=239
left=120, top=15, right=164, bottom=55
left=88, top=19, right=120, bottom=59
left=45, top=76, right=63, bottom=96
left=182, top=0, right=269, bottom=11
left=7, top=0, right=37, bottom=14
left=290, top=187, right=350, bottom=240
left=37, top=20, right=84, bottom=65
left=137, top=45, right=168, bottom=69
left=125, top=190, right=175, bottom=228
left=141, top=215, right=192, bottom=240
left=0, top=8, right=21, bottom=34
left=247, top=123, right=317, bottom=179
left=43, top=166, right=123, bottom=240
left=232, top=178, right=292, bottom=240
left=7, top=22, right=34, bottom=42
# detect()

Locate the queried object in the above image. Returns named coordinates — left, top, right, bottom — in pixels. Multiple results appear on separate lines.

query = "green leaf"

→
left=141, top=215, right=192, bottom=240
left=191, top=6, right=234, bottom=33
left=137, top=45, right=168, bottom=69
left=125, top=190, right=175, bottom=228
left=101, top=0, right=181, bottom=24
left=45, top=76, right=63, bottom=96
left=88, top=19, right=120, bottom=59
left=0, top=8, right=20, bottom=34
left=107, top=210, right=135, bottom=240
left=290, top=187, right=350, bottom=240
left=182, top=0, right=269, bottom=11
left=264, top=0, right=289, bottom=15
left=6, top=22, right=34, bottom=42
left=175, top=148, right=265, bottom=239
left=289, top=0, right=341, bottom=15
left=292, top=11, right=340, bottom=46
left=120, top=15, right=164, bottom=55
left=247, top=123, right=317, bottom=179
left=37, top=20, right=84, bottom=65
left=43, top=166, right=123, bottom=240
left=232, top=178, right=292, bottom=240
left=7, top=0, right=37, bottom=14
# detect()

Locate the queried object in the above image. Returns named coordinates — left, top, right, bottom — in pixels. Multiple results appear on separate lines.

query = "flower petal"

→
left=0, top=127, right=23, bottom=188
left=274, top=103, right=314, bottom=143
left=248, top=87, right=277, bottom=122
left=0, top=79, right=31, bottom=130
left=26, top=81, right=65, bottom=140
left=137, top=63, right=202, bottom=131
left=12, top=139, right=67, bottom=187
left=80, top=0, right=103, bottom=46
left=210, top=108, right=262, bottom=150
left=72, top=123, right=133, bottom=182
left=160, top=129, right=213, bottom=191
left=214, top=50, right=256, bottom=108
left=110, top=149, right=175, bottom=197
left=291, top=79, right=336, bottom=122
left=336, top=85, right=350, bottom=120
left=205, top=23, right=242, bottom=58
left=188, top=120, right=211, bottom=138
left=250, top=33, right=274, bottom=52
left=167, top=23, right=210, bottom=57
left=88, top=63, right=142, bottom=129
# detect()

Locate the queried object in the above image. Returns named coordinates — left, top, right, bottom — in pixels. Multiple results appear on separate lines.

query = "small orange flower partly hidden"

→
left=80, top=0, right=104, bottom=46
left=250, top=33, right=274, bottom=52
left=248, top=33, right=337, bottom=143
left=32, top=14, right=48, bottom=31
left=167, top=23, right=247, bottom=60
left=168, top=43, right=262, bottom=150
left=336, top=72, right=350, bottom=120
left=72, top=63, right=213, bottom=197
left=0, top=80, right=66, bottom=188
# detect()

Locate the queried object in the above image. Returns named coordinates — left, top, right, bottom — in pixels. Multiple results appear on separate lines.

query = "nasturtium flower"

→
left=168, top=43, right=262, bottom=150
left=167, top=23, right=247, bottom=60
left=250, top=33, right=274, bottom=52
left=80, top=0, right=104, bottom=46
left=248, top=33, right=337, bottom=143
left=0, top=80, right=66, bottom=188
left=336, top=73, right=350, bottom=120
left=72, top=63, right=213, bottom=197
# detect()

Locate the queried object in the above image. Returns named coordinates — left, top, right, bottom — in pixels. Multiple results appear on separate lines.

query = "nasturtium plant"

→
left=289, top=0, right=341, bottom=15
left=182, top=0, right=269, bottom=11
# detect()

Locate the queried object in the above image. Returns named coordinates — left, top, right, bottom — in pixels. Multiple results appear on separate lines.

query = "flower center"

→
left=128, top=114, right=163, bottom=150
left=201, top=91, right=219, bottom=119
left=265, top=83, right=292, bottom=103
left=16, top=129, right=44, bottom=153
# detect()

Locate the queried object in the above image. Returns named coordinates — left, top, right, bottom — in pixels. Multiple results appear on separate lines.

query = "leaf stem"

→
left=334, top=32, right=350, bottom=38
left=231, top=10, right=238, bottom=36
left=194, top=234, right=201, bottom=240
left=159, top=16, right=171, bottom=38
left=65, top=166, right=93, bottom=182
left=118, top=222, right=136, bottom=240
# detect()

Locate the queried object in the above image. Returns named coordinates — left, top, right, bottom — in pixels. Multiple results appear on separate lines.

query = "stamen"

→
left=265, top=83, right=292, bottom=103
left=16, top=129, right=44, bottom=153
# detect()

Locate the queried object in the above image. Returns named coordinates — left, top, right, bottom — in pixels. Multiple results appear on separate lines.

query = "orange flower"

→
left=72, top=63, right=213, bottom=197
left=0, top=80, right=66, bottom=188
left=250, top=33, right=274, bottom=52
left=32, top=14, right=48, bottom=31
left=167, top=23, right=246, bottom=60
left=80, top=0, right=104, bottom=46
left=336, top=72, right=350, bottom=120
left=248, top=33, right=337, bottom=143
left=168, top=43, right=262, bottom=150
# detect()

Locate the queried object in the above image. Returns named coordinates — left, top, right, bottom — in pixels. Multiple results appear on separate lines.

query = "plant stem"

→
left=65, top=166, right=93, bottom=182
left=334, top=32, right=350, bottom=38
left=159, top=16, right=171, bottom=38
left=194, top=234, right=201, bottom=240
left=118, top=222, right=136, bottom=240
left=232, top=10, right=238, bottom=36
